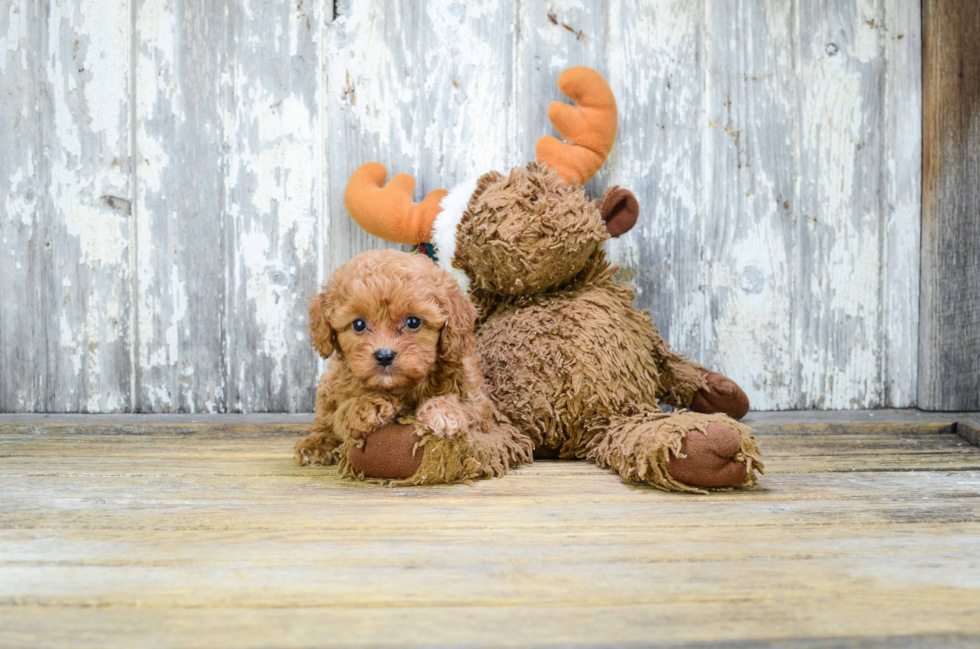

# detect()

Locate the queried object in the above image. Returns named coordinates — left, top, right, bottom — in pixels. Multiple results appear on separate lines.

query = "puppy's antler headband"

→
left=343, top=66, right=617, bottom=246
left=343, top=163, right=448, bottom=245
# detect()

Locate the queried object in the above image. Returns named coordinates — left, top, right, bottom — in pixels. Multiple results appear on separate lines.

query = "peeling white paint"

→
left=239, top=228, right=289, bottom=369
left=5, top=168, right=34, bottom=227
left=328, top=1, right=420, bottom=162
left=22, top=0, right=135, bottom=412
left=796, top=13, right=883, bottom=409
left=0, top=3, right=29, bottom=67
left=135, top=0, right=177, bottom=394
left=60, top=201, right=128, bottom=267
left=421, top=0, right=515, bottom=178
left=79, top=0, right=131, bottom=142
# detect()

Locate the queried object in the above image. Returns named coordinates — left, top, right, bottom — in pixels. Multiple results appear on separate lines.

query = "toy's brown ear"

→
left=308, top=288, right=336, bottom=359
left=599, top=186, right=639, bottom=237
left=438, top=279, right=478, bottom=364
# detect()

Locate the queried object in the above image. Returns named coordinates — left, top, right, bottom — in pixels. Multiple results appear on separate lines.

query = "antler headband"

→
left=343, top=67, right=618, bottom=247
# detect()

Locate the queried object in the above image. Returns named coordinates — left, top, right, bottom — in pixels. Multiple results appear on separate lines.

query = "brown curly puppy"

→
left=293, top=250, right=531, bottom=484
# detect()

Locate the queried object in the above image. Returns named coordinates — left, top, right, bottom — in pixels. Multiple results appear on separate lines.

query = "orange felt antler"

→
left=344, top=162, right=448, bottom=245
left=535, top=67, right=617, bottom=185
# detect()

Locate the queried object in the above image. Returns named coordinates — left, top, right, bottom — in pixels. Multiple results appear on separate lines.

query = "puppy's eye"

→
left=351, top=319, right=367, bottom=333
left=405, top=316, right=422, bottom=330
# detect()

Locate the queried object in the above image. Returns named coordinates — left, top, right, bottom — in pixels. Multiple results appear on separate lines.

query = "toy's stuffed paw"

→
left=348, top=423, right=424, bottom=479
left=690, top=370, right=750, bottom=420
left=666, top=422, right=752, bottom=488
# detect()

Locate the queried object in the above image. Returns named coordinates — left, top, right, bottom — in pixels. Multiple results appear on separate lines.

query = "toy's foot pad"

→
left=348, top=423, right=423, bottom=479
left=666, top=422, right=749, bottom=488
left=690, top=370, right=750, bottom=420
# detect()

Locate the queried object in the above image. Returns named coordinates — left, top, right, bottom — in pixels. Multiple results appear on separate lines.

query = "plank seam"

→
left=791, top=0, right=804, bottom=409
left=876, top=0, right=888, bottom=409
left=128, top=0, right=139, bottom=413
left=30, top=0, right=47, bottom=412
left=697, top=0, right=708, bottom=366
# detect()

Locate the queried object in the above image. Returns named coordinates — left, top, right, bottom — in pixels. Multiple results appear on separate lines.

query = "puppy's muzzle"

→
left=373, top=348, right=397, bottom=367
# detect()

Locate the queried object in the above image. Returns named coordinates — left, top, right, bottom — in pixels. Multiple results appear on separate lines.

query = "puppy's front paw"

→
left=416, top=395, right=470, bottom=438
left=294, top=431, right=340, bottom=466
left=345, top=397, right=397, bottom=438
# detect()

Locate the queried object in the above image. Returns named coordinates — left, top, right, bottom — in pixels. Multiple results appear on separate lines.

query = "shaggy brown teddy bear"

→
left=337, top=67, right=763, bottom=492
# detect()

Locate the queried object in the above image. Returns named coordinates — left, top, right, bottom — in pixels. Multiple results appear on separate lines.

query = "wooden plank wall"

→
left=919, top=0, right=980, bottom=411
left=0, top=0, right=922, bottom=413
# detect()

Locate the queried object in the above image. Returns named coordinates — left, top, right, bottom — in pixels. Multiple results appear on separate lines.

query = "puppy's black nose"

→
left=374, top=348, right=397, bottom=367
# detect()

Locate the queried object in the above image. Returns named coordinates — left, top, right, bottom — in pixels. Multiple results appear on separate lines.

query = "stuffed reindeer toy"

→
left=307, top=66, right=763, bottom=492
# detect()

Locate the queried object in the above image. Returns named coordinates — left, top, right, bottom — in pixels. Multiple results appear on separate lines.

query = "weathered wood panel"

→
left=322, top=0, right=413, bottom=275
left=516, top=0, right=604, bottom=179
left=135, top=0, right=323, bottom=413
left=702, top=0, right=798, bottom=408
left=796, top=0, right=886, bottom=408
left=919, top=0, right=980, bottom=411
left=882, top=0, right=922, bottom=408
left=607, top=0, right=704, bottom=358
left=36, top=0, right=134, bottom=412
left=223, top=0, right=323, bottom=412
left=134, top=0, right=229, bottom=412
left=0, top=0, right=925, bottom=412
left=0, top=0, right=39, bottom=412
left=418, top=0, right=518, bottom=183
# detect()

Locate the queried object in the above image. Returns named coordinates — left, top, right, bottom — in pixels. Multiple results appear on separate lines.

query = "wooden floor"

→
left=2, top=411, right=980, bottom=648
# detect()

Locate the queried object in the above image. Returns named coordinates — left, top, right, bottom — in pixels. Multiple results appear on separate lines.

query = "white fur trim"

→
left=431, top=177, right=478, bottom=291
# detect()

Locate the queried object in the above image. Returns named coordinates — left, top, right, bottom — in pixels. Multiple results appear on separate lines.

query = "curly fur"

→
left=455, top=164, right=606, bottom=296
left=451, top=164, right=763, bottom=492
left=294, top=250, right=532, bottom=480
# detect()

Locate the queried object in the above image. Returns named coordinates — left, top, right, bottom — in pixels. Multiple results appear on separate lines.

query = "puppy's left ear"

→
left=438, top=279, right=478, bottom=364
left=308, top=287, right=336, bottom=359
left=599, top=186, right=639, bottom=237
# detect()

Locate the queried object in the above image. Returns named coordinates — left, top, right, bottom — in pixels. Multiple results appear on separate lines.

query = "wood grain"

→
left=0, top=0, right=39, bottom=412
left=1, top=416, right=979, bottom=646
left=919, top=0, right=980, bottom=411
left=795, top=0, right=885, bottom=408
left=0, top=608, right=977, bottom=649
left=418, top=0, right=518, bottom=185
left=134, top=0, right=229, bottom=412
left=881, top=0, right=922, bottom=407
left=1, top=0, right=926, bottom=412
left=222, top=0, right=322, bottom=412
left=958, top=417, right=980, bottom=447
left=322, top=0, right=412, bottom=275
left=702, top=0, right=797, bottom=408
left=36, top=0, right=135, bottom=412
left=608, top=0, right=704, bottom=359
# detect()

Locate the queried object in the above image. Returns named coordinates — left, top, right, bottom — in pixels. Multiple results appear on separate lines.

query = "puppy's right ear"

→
left=437, top=276, right=478, bottom=365
left=308, top=287, right=336, bottom=359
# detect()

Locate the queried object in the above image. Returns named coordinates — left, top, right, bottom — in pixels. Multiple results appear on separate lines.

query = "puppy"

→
left=294, top=250, right=529, bottom=482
